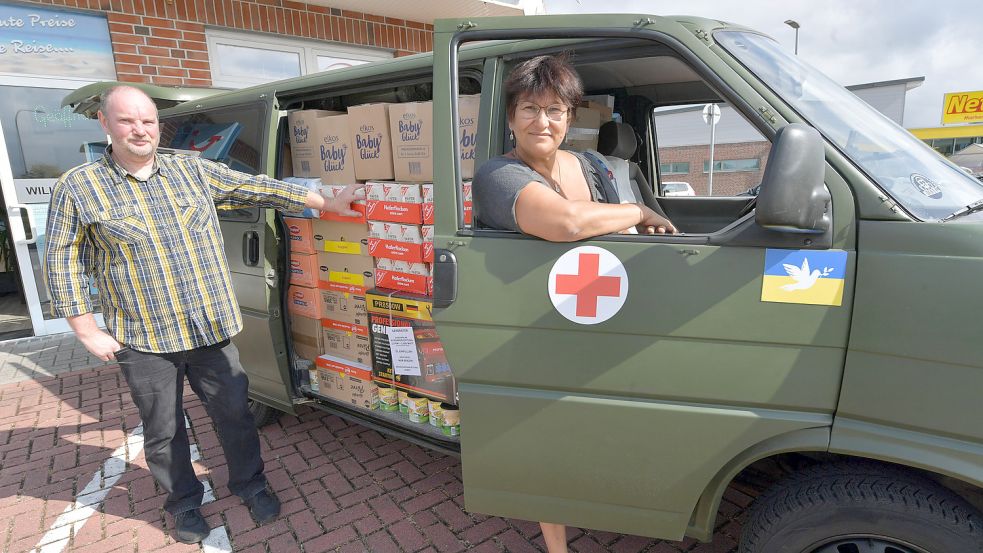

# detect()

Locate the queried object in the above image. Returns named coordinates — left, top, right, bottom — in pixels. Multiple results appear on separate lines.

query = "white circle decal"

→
left=548, top=246, right=629, bottom=325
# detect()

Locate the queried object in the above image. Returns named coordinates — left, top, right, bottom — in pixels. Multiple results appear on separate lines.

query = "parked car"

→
left=661, top=181, right=695, bottom=196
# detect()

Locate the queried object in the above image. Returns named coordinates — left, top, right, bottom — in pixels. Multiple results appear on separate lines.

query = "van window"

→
left=160, top=103, right=268, bottom=222
left=473, top=39, right=774, bottom=236
left=654, top=102, right=769, bottom=197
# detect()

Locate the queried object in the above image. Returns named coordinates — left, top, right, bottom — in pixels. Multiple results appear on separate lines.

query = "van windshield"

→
left=716, top=31, right=983, bottom=221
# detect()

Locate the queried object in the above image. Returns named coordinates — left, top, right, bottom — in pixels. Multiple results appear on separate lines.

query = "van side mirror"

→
left=755, top=124, right=830, bottom=234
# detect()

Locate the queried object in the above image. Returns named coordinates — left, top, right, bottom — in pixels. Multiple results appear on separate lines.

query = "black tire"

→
left=740, top=461, right=983, bottom=553
left=248, top=399, right=282, bottom=428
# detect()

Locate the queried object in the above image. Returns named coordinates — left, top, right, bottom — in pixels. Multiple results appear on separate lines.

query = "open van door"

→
left=430, top=15, right=856, bottom=541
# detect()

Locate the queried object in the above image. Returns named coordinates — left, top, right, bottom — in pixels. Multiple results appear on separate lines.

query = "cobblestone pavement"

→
left=0, top=334, right=760, bottom=553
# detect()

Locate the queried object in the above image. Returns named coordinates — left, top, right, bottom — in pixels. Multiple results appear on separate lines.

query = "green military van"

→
left=66, top=13, right=982, bottom=552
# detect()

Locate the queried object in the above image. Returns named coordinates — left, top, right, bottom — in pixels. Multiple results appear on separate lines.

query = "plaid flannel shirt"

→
left=44, top=150, right=308, bottom=353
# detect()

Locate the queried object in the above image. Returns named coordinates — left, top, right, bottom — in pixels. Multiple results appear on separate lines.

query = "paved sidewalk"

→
left=0, top=334, right=758, bottom=552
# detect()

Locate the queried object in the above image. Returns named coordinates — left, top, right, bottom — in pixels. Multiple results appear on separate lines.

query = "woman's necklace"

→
left=514, top=149, right=564, bottom=197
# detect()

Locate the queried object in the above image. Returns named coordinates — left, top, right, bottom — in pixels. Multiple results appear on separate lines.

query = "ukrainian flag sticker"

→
left=761, top=249, right=848, bottom=306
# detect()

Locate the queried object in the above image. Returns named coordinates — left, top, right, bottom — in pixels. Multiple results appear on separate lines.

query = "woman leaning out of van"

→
left=472, top=54, right=676, bottom=552
left=472, top=54, right=677, bottom=243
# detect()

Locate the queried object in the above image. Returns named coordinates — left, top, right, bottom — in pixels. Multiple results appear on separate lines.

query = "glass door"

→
left=0, top=85, right=109, bottom=336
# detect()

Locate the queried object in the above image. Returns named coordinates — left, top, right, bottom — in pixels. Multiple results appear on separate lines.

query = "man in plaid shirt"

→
left=45, top=86, right=360, bottom=543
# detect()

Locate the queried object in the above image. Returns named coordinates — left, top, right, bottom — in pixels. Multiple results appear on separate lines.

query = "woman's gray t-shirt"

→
left=472, top=152, right=606, bottom=232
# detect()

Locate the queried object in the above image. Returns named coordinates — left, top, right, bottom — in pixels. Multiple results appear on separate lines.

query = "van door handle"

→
left=242, top=231, right=260, bottom=266
left=432, top=248, right=458, bottom=308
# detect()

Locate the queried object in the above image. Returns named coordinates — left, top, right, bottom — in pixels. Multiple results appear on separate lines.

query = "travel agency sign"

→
left=0, top=4, right=116, bottom=81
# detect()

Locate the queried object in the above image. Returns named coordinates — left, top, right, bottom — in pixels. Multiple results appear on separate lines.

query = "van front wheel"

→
left=247, top=399, right=281, bottom=428
left=739, top=461, right=983, bottom=553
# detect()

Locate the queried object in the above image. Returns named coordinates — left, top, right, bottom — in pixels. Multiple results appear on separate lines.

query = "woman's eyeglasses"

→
left=516, top=103, right=569, bottom=121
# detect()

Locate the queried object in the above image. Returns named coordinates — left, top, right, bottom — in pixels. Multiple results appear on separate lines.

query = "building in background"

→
left=655, top=77, right=925, bottom=196
left=0, top=0, right=541, bottom=340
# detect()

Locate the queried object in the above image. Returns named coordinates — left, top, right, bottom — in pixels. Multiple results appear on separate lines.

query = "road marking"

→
left=32, top=411, right=234, bottom=553
left=32, top=425, right=146, bottom=553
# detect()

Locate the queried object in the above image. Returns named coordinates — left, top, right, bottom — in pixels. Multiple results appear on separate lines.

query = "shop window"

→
left=207, top=29, right=393, bottom=89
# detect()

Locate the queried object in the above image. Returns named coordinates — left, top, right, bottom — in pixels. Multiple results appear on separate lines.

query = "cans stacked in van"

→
left=280, top=96, right=479, bottom=433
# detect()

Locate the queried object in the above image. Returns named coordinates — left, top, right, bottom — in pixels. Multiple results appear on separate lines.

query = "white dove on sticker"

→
left=781, top=258, right=833, bottom=291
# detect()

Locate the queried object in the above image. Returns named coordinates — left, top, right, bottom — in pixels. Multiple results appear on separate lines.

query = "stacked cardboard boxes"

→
left=284, top=95, right=478, bottom=416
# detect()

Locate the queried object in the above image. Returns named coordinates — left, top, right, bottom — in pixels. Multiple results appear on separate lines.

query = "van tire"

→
left=248, top=399, right=281, bottom=428
left=739, top=461, right=983, bottom=553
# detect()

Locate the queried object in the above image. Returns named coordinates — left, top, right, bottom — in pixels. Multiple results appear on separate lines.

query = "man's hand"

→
left=78, top=329, right=123, bottom=362
left=67, top=313, right=123, bottom=362
left=325, top=183, right=366, bottom=216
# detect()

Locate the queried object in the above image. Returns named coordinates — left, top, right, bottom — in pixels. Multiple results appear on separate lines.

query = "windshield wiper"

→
left=941, top=199, right=983, bottom=222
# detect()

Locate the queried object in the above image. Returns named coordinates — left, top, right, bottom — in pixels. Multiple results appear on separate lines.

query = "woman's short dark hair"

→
left=504, top=54, right=583, bottom=119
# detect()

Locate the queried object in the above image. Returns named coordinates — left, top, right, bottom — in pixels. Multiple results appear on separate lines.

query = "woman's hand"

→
left=636, top=204, right=678, bottom=235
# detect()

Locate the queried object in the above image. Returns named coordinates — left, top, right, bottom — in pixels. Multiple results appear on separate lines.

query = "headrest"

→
left=596, top=121, right=637, bottom=159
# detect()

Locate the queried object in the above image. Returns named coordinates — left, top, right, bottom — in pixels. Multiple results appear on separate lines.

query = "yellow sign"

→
left=942, top=91, right=983, bottom=124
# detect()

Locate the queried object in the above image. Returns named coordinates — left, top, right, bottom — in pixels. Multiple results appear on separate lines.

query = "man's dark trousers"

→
left=115, top=339, right=267, bottom=515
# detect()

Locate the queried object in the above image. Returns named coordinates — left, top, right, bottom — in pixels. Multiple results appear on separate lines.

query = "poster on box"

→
left=369, top=313, right=456, bottom=404
left=386, top=326, right=422, bottom=376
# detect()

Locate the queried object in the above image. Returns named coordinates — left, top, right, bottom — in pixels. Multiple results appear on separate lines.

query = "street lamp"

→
left=784, top=19, right=800, bottom=55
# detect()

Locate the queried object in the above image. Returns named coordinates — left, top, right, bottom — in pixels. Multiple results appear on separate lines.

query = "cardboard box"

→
left=313, top=114, right=357, bottom=185
left=284, top=216, right=315, bottom=254
left=366, top=182, right=427, bottom=224
left=368, top=238, right=433, bottom=263
left=321, top=319, right=371, bottom=366
left=458, top=95, right=480, bottom=179
left=580, top=100, right=613, bottom=123
left=315, top=354, right=380, bottom=409
left=290, top=314, right=323, bottom=363
left=287, top=285, right=324, bottom=319
left=319, top=281, right=368, bottom=327
left=563, top=107, right=602, bottom=151
left=312, top=219, right=370, bottom=256
left=348, top=103, right=394, bottom=180
left=317, top=251, right=376, bottom=288
left=366, top=292, right=434, bottom=321
left=375, top=269, right=432, bottom=296
left=287, top=109, right=344, bottom=178
left=368, top=312, right=456, bottom=404
left=375, top=258, right=432, bottom=277
left=389, top=101, right=434, bottom=182
left=288, top=252, right=318, bottom=288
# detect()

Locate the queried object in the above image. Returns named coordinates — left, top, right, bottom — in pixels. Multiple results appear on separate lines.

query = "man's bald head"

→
left=99, top=85, right=158, bottom=118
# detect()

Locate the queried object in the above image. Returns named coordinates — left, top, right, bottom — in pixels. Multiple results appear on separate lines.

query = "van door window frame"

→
left=451, top=28, right=815, bottom=247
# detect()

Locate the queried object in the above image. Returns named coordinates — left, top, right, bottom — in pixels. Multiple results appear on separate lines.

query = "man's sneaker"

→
left=173, top=508, right=210, bottom=543
left=245, top=489, right=281, bottom=524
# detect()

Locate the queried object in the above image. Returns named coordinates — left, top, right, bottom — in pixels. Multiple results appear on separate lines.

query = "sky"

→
left=542, top=0, right=978, bottom=129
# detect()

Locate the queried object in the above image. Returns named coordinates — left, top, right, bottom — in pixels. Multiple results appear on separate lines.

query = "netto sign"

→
left=942, top=90, right=983, bottom=124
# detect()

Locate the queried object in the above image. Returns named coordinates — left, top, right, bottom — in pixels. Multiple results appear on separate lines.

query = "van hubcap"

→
left=809, top=536, right=930, bottom=553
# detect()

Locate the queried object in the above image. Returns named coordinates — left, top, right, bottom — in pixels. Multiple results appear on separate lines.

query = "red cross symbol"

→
left=554, top=253, right=622, bottom=318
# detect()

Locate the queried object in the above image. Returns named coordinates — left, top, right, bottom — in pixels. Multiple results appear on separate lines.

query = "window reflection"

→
left=0, top=86, right=105, bottom=178
left=214, top=43, right=302, bottom=81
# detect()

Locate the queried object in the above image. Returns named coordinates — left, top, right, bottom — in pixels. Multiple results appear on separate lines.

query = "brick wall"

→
left=660, top=141, right=771, bottom=196
left=21, top=0, right=433, bottom=87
